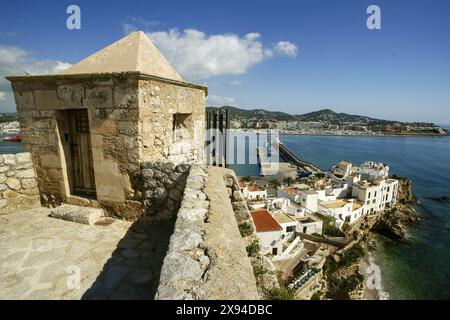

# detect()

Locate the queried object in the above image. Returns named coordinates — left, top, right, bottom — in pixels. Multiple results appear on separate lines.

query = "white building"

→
left=241, top=183, right=267, bottom=201
left=277, top=187, right=318, bottom=213
left=357, top=161, right=389, bottom=180
left=251, top=209, right=284, bottom=255
left=273, top=212, right=297, bottom=241
left=296, top=215, right=323, bottom=235
left=352, top=178, right=398, bottom=215
left=318, top=199, right=364, bottom=224
left=330, top=161, right=353, bottom=178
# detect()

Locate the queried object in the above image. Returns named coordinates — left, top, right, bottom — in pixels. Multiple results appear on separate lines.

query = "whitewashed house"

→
left=277, top=187, right=318, bottom=213
left=241, top=183, right=267, bottom=201
left=330, top=161, right=353, bottom=178
left=251, top=209, right=284, bottom=256
left=318, top=198, right=364, bottom=224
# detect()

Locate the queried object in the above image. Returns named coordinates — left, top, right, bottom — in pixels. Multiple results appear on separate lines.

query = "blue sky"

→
left=0, top=0, right=449, bottom=123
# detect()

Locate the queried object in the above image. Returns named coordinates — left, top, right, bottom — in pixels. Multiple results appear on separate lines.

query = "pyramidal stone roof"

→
left=60, top=31, right=183, bottom=81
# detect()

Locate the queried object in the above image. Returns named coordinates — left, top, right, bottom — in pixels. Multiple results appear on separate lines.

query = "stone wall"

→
left=223, top=170, right=279, bottom=298
left=155, top=164, right=210, bottom=299
left=139, top=160, right=190, bottom=222
left=138, top=79, right=205, bottom=165
left=9, top=72, right=206, bottom=219
left=156, top=166, right=260, bottom=300
left=0, top=153, right=40, bottom=214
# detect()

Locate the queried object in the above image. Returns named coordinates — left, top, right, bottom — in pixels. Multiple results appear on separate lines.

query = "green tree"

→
left=267, top=284, right=295, bottom=300
left=283, top=177, right=295, bottom=186
left=268, top=178, right=281, bottom=188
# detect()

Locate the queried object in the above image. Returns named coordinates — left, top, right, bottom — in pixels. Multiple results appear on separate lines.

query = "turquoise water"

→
left=280, top=135, right=450, bottom=299
left=0, top=134, right=23, bottom=154
left=229, top=134, right=450, bottom=299
left=2, top=132, right=449, bottom=298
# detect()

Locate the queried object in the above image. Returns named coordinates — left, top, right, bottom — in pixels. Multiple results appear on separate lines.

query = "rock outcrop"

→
left=371, top=177, right=420, bottom=242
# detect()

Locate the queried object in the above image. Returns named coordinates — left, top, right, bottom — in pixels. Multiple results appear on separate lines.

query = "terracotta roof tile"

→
left=251, top=209, right=282, bottom=232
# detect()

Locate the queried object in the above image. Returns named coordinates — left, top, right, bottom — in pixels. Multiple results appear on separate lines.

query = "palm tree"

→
left=268, top=178, right=281, bottom=188
left=283, top=177, right=295, bottom=186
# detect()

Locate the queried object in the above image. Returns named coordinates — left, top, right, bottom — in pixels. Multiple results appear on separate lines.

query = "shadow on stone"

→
left=81, top=218, right=175, bottom=300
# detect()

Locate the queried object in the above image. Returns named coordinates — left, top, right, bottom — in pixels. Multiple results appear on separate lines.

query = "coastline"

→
left=358, top=234, right=390, bottom=300
left=279, top=132, right=450, bottom=138
left=274, top=140, right=420, bottom=300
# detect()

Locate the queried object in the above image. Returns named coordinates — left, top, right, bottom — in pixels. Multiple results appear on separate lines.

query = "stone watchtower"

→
left=6, top=31, right=207, bottom=218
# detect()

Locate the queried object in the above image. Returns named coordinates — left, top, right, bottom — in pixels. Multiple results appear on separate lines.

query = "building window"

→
left=286, top=226, right=296, bottom=233
left=172, top=113, right=192, bottom=143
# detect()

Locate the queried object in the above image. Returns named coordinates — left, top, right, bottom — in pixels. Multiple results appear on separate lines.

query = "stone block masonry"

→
left=223, top=170, right=279, bottom=297
left=140, top=160, right=191, bottom=222
left=156, top=166, right=260, bottom=300
left=0, top=153, right=41, bottom=214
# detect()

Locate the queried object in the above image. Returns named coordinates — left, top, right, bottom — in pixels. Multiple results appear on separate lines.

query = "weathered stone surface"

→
left=7, top=32, right=206, bottom=220
left=5, top=178, right=21, bottom=190
left=15, top=168, right=35, bottom=179
left=21, top=178, right=37, bottom=189
left=232, top=201, right=247, bottom=211
left=159, top=252, right=203, bottom=283
left=198, top=167, right=260, bottom=300
left=169, top=229, right=203, bottom=251
left=16, top=153, right=31, bottom=164
left=49, top=204, right=103, bottom=225
left=0, top=173, right=6, bottom=184
left=0, top=208, right=173, bottom=299
left=3, top=155, right=16, bottom=166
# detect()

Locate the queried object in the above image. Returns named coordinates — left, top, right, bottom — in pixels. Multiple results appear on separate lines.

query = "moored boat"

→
left=3, top=134, right=22, bottom=142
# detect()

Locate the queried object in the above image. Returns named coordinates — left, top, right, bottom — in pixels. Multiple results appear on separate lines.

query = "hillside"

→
left=206, top=106, right=436, bottom=127
left=206, top=106, right=292, bottom=121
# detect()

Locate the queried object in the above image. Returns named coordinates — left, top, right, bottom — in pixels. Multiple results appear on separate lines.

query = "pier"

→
left=274, top=141, right=322, bottom=174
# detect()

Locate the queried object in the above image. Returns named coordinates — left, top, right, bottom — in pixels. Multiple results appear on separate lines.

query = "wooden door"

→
left=68, top=109, right=96, bottom=197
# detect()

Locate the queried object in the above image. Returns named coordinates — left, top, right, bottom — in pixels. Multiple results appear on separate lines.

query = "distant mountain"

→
left=206, top=106, right=292, bottom=121
left=206, top=106, right=436, bottom=127
left=0, top=112, right=18, bottom=123
left=294, top=109, right=395, bottom=125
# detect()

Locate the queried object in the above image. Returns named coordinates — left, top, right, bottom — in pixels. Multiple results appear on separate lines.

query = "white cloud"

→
left=122, top=16, right=161, bottom=34
left=273, top=41, right=298, bottom=57
left=0, top=91, right=5, bottom=101
left=229, top=80, right=242, bottom=86
left=206, top=95, right=238, bottom=107
left=146, top=29, right=270, bottom=80
left=0, top=45, right=71, bottom=111
left=122, top=24, right=298, bottom=80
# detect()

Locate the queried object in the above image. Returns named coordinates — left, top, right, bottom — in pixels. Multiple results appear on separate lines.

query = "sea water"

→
left=280, top=135, right=450, bottom=299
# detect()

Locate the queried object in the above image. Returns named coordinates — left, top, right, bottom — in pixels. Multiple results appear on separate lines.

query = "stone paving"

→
left=0, top=208, right=173, bottom=299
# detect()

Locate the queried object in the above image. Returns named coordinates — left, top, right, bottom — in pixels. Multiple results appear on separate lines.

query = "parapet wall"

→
left=139, top=160, right=190, bottom=222
left=0, top=153, right=41, bottom=214
left=156, top=166, right=260, bottom=300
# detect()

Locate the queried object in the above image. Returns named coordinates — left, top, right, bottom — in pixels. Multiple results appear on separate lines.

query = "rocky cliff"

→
left=371, top=177, right=420, bottom=241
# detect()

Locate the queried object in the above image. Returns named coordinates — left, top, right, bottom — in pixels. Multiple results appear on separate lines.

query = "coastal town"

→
left=206, top=107, right=450, bottom=137
left=0, top=30, right=422, bottom=302
left=237, top=142, right=415, bottom=299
